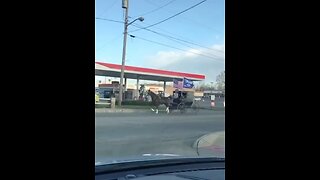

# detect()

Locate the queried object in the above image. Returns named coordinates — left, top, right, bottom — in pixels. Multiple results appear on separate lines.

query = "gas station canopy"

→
left=95, top=62, right=205, bottom=82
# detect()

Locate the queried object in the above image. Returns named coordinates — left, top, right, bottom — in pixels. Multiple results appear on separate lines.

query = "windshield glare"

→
left=95, top=0, right=225, bottom=164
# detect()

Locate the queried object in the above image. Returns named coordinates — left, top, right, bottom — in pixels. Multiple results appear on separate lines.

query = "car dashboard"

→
left=95, top=157, right=225, bottom=180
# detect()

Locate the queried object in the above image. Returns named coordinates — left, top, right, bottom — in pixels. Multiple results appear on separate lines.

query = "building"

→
left=95, top=61, right=206, bottom=101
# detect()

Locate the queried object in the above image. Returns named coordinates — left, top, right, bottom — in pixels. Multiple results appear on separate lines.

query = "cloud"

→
left=144, top=44, right=225, bottom=83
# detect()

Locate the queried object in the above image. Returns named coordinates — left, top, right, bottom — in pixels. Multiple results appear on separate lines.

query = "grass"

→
left=96, top=100, right=151, bottom=108
left=95, top=103, right=110, bottom=108
left=116, top=105, right=151, bottom=109
left=122, top=101, right=152, bottom=106
left=95, top=103, right=151, bottom=109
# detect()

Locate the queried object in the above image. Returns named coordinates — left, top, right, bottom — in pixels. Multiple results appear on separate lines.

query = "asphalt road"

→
left=95, top=110, right=225, bottom=163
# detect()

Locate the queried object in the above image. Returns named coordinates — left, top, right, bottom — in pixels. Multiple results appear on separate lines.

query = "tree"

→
left=216, top=71, right=225, bottom=91
left=195, top=82, right=215, bottom=91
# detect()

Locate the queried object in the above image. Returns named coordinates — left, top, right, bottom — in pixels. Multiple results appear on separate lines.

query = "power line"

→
left=94, top=20, right=221, bottom=59
left=158, top=35, right=223, bottom=59
left=95, top=19, right=223, bottom=54
left=131, top=24, right=222, bottom=59
left=96, top=34, right=123, bottom=53
left=129, top=0, right=207, bottom=33
left=95, top=17, right=123, bottom=24
left=148, top=25, right=218, bottom=51
left=95, top=17, right=222, bottom=55
left=95, top=20, right=223, bottom=58
left=131, top=23, right=224, bottom=54
left=129, top=34, right=223, bottom=62
left=178, top=15, right=223, bottom=34
left=133, top=0, right=178, bottom=18
left=145, top=0, right=222, bottom=34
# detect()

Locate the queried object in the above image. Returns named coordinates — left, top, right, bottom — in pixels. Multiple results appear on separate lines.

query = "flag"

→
left=173, top=79, right=183, bottom=89
left=183, top=78, right=194, bottom=88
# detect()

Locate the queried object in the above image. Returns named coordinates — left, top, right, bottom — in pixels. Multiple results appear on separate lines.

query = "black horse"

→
left=147, top=90, right=171, bottom=114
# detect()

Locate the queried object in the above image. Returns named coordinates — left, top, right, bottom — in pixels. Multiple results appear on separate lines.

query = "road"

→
left=95, top=109, right=225, bottom=163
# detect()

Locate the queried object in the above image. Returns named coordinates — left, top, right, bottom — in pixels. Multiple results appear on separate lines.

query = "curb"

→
left=95, top=107, right=223, bottom=113
left=198, top=107, right=225, bottom=111
left=193, top=131, right=225, bottom=149
left=95, top=107, right=222, bottom=113
left=95, top=108, right=151, bottom=113
left=193, top=131, right=225, bottom=157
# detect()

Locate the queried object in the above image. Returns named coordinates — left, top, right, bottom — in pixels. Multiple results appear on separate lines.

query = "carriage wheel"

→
left=177, top=103, right=186, bottom=114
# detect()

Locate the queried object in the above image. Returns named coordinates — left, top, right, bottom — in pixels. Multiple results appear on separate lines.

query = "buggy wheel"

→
left=177, top=103, right=186, bottom=114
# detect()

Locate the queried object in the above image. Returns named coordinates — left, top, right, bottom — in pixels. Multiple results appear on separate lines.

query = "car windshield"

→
left=95, top=0, right=225, bottom=165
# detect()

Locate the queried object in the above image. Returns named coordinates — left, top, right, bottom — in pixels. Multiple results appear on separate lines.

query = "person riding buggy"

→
left=170, top=89, right=184, bottom=105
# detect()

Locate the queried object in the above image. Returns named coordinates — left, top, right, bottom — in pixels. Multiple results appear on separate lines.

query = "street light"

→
left=128, top=17, right=144, bottom=26
left=119, top=0, right=144, bottom=106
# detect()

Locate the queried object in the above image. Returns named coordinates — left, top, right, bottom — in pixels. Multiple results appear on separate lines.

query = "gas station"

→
left=95, top=61, right=205, bottom=101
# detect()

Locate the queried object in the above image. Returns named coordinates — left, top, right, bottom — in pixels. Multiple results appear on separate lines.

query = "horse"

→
left=147, top=90, right=171, bottom=114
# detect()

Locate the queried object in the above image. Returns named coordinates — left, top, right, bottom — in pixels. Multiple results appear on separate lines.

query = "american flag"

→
left=173, top=79, right=183, bottom=89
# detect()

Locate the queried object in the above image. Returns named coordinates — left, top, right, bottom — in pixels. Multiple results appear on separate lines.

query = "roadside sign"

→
left=210, top=95, right=215, bottom=101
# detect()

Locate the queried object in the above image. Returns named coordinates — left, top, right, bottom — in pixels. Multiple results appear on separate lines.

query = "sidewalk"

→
left=193, top=131, right=225, bottom=157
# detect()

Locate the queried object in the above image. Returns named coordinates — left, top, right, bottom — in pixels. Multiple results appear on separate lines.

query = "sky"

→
left=95, top=0, right=225, bottom=85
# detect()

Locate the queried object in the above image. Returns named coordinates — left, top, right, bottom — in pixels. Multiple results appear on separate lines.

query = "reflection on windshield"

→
left=95, top=0, right=225, bottom=164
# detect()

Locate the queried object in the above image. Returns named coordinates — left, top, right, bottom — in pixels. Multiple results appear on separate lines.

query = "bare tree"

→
left=195, top=82, right=214, bottom=91
left=216, top=71, right=225, bottom=91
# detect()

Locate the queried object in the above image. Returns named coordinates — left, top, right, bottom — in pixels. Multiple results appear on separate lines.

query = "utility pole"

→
left=119, top=0, right=144, bottom=106
left=119, top=0, right=129, bottom=106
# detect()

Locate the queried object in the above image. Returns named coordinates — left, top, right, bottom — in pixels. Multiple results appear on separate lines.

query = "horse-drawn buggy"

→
left=169, top=89, right=201, bottom=113
left=147, top=89, right=201, bottom=114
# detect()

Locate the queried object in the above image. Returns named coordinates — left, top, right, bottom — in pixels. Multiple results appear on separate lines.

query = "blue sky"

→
left=95, top=0, right=224, bottom=85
